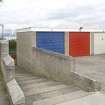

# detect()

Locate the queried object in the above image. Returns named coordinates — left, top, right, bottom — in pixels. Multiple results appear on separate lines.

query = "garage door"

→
left=36, top=32, right=65, bottom=54
left=94, top=32, right=105, bottom=54
left=69, top=32, right=90, bottom=56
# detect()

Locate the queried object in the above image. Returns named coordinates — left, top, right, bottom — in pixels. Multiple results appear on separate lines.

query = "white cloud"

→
left=0, top=0, right=105, bottom=29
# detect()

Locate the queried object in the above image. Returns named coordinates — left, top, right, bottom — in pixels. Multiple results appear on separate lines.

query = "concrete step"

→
left=17, top=78, right=47, bottom=85
left=35, top=85, right=80, bottom=99
left=22, top=81, right=61, bottom=90
left=16, top=76, right=40, bottom=81
left=16, top=72, right=38, bottom=76
left=24, top=84, right=69, bottom=96
left=33, top=90, right=89, bottom=105
left=16, top=69, right=90, bottom=105
left=26, top=85, right=80, bottom=102
left=16, top=74, right=38, bottom=78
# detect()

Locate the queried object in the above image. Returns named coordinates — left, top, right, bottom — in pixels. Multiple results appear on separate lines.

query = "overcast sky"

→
left=0, top=0, right=105, bottom=29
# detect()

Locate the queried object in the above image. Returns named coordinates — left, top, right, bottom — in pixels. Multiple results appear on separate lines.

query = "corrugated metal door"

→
left=36, top=32, right=65, bottom=54
left=94, top=32, right=105, bottom=54
left=69, top=32, right=90, bottom=56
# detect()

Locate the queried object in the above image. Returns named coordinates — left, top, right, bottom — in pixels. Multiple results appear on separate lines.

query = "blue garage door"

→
left=36, top=32, right=65, bottom=54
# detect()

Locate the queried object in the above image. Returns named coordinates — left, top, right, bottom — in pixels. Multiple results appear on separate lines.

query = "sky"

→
left=0, top=0, right=105, bottom=29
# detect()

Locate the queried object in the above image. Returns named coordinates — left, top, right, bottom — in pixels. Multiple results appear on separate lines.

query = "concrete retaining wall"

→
left=1, top=55, right=25, bottom=105
left=32, top=48, right=74, bottom=84
left=31, top=48, right=101, bottom=92
left=0, top=40, right=25, bottom=105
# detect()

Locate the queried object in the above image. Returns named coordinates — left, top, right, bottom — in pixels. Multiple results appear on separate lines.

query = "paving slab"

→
left=75, top=55, right=105, bottom=83
left=25, top=84, right=68, bottom=96
left=22, top=81, right=61, bottom=90
left=25, top=86, right=80, bottom=105
left=32, top=86, right=80, bottom=100
left=16, top=76, right=39, bottom=80
left=57, top=92, right=105, bottom=105
left=17, top=78, right=47, bottom=84
left=33, top=90, right=89, bottom=105
left=75, top=54, right=105, bottom=92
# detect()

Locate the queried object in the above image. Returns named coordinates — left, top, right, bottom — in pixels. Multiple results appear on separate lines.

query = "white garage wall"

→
left=94, top=32, right=105, bottom=55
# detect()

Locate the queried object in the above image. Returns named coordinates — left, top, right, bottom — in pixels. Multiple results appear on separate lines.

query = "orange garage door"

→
left=69, top=32, right=90, bottom=57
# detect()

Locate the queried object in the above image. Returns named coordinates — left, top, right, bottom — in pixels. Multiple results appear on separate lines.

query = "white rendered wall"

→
left=94, top=32, right=105, bottom=54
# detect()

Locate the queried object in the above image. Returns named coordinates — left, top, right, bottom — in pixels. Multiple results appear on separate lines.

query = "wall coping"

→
left=32, top=47, right=73, bottom=60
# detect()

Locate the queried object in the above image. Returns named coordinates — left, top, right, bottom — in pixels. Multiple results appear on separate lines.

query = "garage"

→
left=69, top=32, right=90, bottom=57
left=36, top=32, right=65, bottom=54
left=93, top=32, right=105, bottom=55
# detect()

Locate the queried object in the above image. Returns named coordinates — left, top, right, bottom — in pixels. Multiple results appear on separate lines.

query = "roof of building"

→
left=16, top=27, right=105, bottom=33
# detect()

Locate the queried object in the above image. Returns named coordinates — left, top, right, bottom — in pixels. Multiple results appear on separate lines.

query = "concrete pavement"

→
left=75, top=54, right=105, bottom=93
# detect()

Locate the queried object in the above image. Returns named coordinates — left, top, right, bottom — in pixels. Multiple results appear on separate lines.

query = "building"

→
left=17, top=28, right=105, bottom=57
